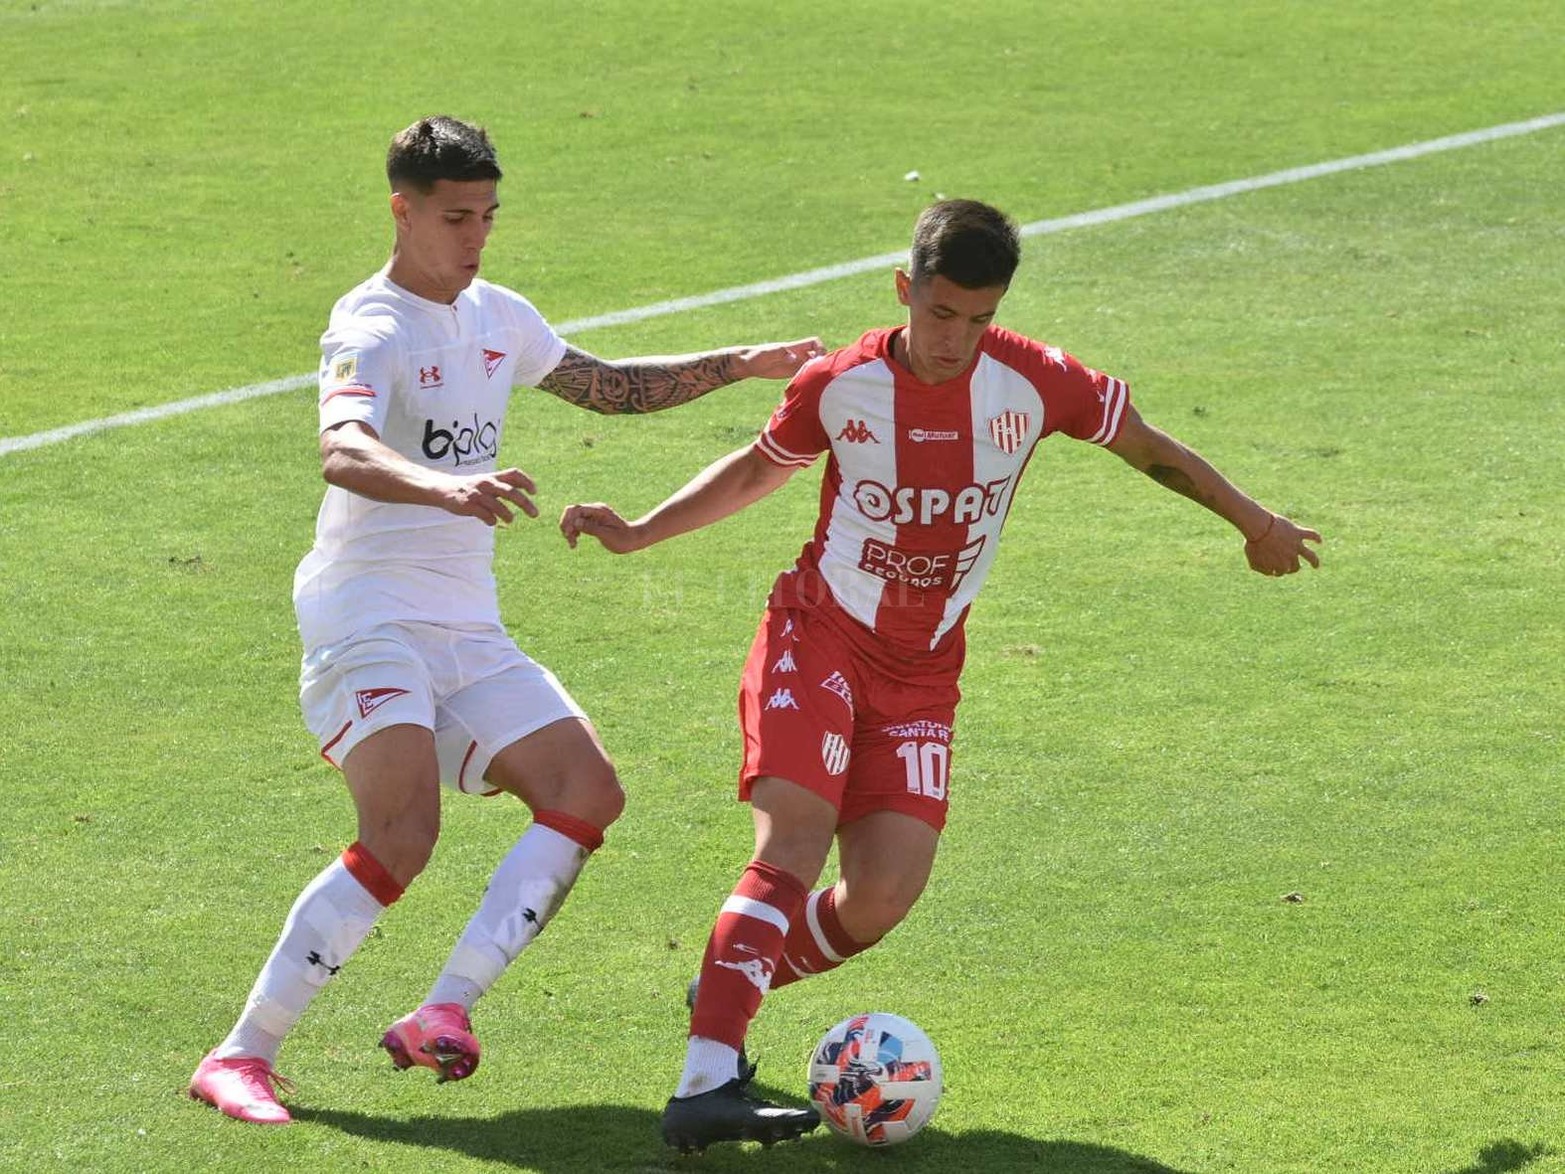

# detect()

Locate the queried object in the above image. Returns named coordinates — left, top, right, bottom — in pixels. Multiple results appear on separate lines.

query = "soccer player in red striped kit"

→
left=561, top=199, right=1321, bottom=1151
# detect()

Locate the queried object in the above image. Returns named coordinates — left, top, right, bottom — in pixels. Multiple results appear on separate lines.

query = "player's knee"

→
left=357, top=813, right=440, bottom=888
left=574, top=759, right=625, bottom=829
left=839, top=875, right=925, bottom=941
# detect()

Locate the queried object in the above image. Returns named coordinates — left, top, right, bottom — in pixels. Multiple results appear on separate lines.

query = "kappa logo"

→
left=772, top=649, right=797, bottom=674
left=821, top=732, right=850, bottom=776
left=418, top=364, right=443, bottom=388
left=1043, top=344, right=1069, bottom=371
left=764, top=688, right=800, bottom=711
left=908, top=428, right=961, bottom=443
left=715, top=955, right=774, bottom=994
left=836, top=419, right=880, bottom=445
left=987, top=410, right=1031, bottom=455
left=481, top=348, right=506, bottom=379
left=355, top=687, right=410, bottom=719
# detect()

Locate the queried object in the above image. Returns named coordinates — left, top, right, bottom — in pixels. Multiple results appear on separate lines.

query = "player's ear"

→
left=894, top=268, right=913, bottom=307
left=390, top=191, right=412, bottom=231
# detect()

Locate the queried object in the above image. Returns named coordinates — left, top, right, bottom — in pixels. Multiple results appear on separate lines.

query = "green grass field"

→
left=3, top=1, right=1563, bottom=1171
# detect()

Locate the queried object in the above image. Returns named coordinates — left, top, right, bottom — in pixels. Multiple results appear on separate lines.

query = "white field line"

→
left=4, top=110, right=1562, bottom=459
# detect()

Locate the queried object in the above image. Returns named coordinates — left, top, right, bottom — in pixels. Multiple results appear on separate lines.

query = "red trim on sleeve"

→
left=342, top=840, right=405, bottom=906
left=321, top=385, right=378, bottom=404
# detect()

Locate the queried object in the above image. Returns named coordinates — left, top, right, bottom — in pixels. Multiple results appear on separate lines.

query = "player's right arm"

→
left=559, top=444, right=795, bottom=554
left=320, top=421, right=538, bottom=527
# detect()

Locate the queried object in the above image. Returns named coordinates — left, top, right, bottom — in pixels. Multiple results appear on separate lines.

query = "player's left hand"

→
left=1244, top=513, right=1322, bottom=576
left=732, top=337, right=826, bottom=380
left=559, top=502, right=645, bottom=554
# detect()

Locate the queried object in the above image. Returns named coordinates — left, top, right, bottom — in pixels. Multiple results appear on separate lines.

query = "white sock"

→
left=213, top=857, right=386, bottom=1064
left=426, top=823, right=589, bottom=1009
left=676, top=1037, right=743, bottom=1098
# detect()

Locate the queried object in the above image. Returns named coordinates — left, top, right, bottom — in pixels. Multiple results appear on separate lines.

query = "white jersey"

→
left=293, top=267, right=567, bottom=650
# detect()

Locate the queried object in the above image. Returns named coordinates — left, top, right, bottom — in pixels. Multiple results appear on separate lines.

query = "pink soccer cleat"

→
left=380, top=1002, right=481, bottom=1083
left=188, top=1052, right=295, bottom=1125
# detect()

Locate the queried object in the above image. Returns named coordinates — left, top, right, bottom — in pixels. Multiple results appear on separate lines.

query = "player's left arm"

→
left=535, top=339, right=824, bottom=415
left=1106, top=404, right=1322, bottom=575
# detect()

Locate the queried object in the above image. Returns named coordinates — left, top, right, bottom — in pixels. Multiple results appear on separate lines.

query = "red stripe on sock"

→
left=534, top=809, right=604, bottom=852
left=341, top=841, right=405, bottom=907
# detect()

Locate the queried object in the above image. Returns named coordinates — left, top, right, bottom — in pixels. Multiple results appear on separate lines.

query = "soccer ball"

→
left=807, top=1012, right=942, bottom=1146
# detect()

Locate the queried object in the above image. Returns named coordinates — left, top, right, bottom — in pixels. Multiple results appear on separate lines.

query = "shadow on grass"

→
left=293, top=1102, right=1195, bottom=1172
left=293, top=1101, right=1555, bottom=1174
left=1444, top=1140, right=1553, bottom=1174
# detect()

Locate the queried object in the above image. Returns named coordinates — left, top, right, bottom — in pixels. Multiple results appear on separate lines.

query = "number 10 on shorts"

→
left=896, top=741, right=949, bottom=800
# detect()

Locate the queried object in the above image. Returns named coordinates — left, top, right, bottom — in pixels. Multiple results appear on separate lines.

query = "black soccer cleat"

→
left=684, top=976, right=758, bottom=1083
left=661, top=1076, right=821, bottom=1154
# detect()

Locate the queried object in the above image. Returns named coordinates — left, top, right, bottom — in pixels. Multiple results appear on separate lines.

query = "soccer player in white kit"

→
left=561, top=199, right=1322, bottom=1151
left=187, top=115, right=824, bottom=1125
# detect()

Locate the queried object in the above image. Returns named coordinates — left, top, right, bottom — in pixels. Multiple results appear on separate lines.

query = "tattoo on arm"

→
left=1144, top=463, right=1211, bottom=507
left=537, top=346, right=739, bottom=414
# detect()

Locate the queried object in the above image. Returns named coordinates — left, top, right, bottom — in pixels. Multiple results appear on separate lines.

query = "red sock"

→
left=689, top=860, right=808, bottom=1050
left=770, top=885, right=874, bottom=989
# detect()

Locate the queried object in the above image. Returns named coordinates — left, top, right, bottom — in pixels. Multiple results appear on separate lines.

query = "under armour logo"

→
left=764, top=688, right=800, bottom=711
left=306, top=951, right=342, bottom=976
left=523, top=908, right=539, bottom=924
left=419, top=365, right=443, bottom=387
left=836, top=419, right=879, bottom=444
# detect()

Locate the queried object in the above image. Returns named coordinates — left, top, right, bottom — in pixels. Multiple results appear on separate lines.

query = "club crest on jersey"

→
left=481, top=348, right=507, bottom=379
left=987, top=410, right=1030, bottom=454
left=418, top=364, right=443, bottom=388
left=355, top=687, right=410, bottom=718
left=836, top=419, right=880, bottom=444
left=821, top=733, right=850, bottom=776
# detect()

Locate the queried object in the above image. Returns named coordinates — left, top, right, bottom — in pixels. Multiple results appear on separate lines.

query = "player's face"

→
left=895, top=270, right=1007, bottom=383
left=389, top=179, right=499, bottom=303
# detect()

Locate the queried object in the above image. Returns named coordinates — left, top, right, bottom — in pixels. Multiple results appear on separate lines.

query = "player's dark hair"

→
left=909, top=199, right=1021, bottom=289
left=386, top=116, right=503, bottom=192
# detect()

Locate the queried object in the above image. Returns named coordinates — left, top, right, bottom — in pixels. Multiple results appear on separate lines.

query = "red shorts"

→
left=738, top=606, right=959, bottom=831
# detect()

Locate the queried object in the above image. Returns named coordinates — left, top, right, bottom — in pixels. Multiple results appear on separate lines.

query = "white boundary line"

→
left=4, top=110, right=1562, bottom=458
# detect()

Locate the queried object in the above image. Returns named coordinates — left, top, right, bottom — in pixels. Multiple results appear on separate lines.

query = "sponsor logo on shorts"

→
left=764, top=688, right=800, bottom=711
left=907, top=428, right=960, bottom=443
left=821, top=733, right=850, bottom=776
left=820, top=671, right=854, bottom=709
left=858, top=536, right=986, bottom=592
left=355, top=687, right=410, bottom=719
left=882, top=719, right=951, bottom=743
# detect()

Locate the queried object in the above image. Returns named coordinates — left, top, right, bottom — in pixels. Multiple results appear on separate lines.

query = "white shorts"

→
left=300, top=621, right=587, bottom=796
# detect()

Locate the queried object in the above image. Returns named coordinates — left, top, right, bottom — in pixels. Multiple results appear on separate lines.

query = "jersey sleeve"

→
left=318, top=318, right=399, bottom=436
left=498, top=288, right=569, bottom=388
left=1043, top=348, right=1130, bottom=446
left=754, top=357, right=833, bottom=468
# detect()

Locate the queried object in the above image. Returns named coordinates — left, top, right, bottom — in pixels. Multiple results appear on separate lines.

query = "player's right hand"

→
left=559, top=502, right=642, bottom=553
left=442, top=467, right=538, bottom=526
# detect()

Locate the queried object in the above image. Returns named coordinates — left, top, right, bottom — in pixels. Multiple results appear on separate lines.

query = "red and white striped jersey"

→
left=755, top=325, right=1129, bottom=667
